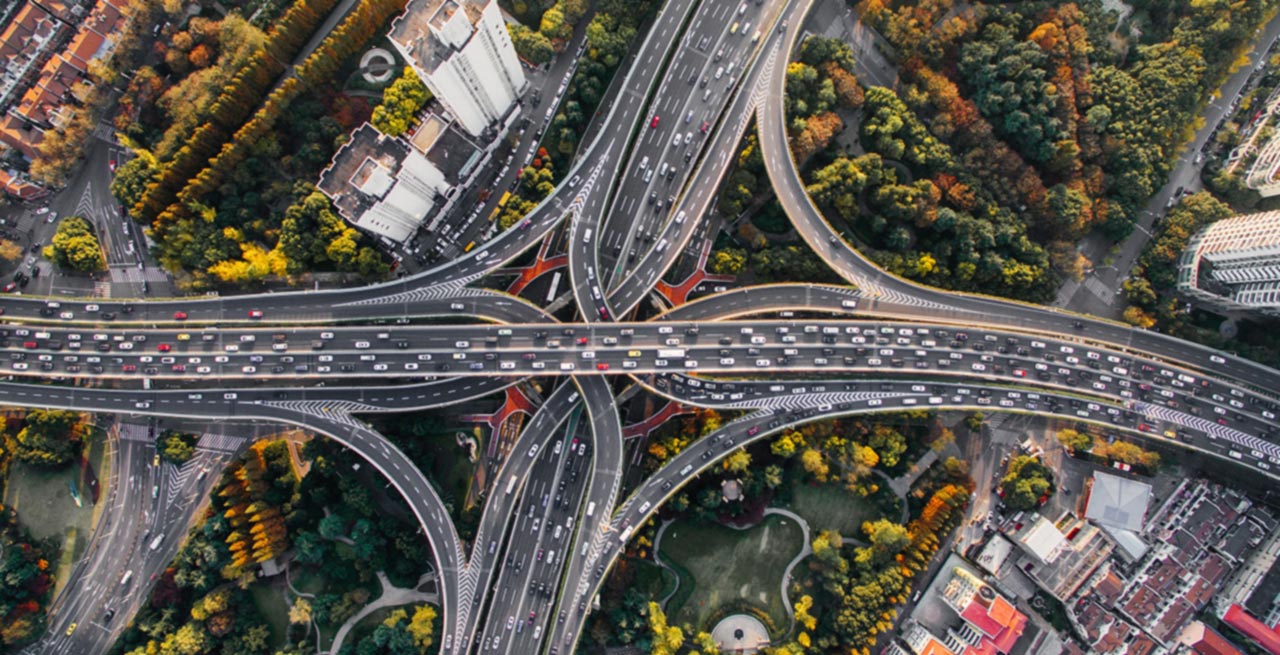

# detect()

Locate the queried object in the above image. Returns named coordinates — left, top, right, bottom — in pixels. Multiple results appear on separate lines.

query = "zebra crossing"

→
left=1137, top=402, right=1280, bottom=459
left=196, top=432, right=246, bottom=453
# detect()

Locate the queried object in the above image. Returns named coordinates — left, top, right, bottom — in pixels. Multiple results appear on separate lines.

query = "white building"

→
left=317, top=120, right=482, bottom=243
left=1177, top=210, right=1280, bottom=319
left=389, top=0, right=526, bottom=138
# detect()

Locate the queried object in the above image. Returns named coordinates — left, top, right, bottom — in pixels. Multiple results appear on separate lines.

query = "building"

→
left=0, top=0, right=129, bottom=198
left=1176, top=210, right=1280, bottom=319
left=1085, top=471, right=1152, bottom=533
left=318, top=120, right=482, bottom=243
left=1177, top=621, right=1246, bottom=655
left=899, top=567, right=1028, bottom=655
left=1222, top=604, right=1280, bottom=655
left=389, top=0, right=525, bottom=138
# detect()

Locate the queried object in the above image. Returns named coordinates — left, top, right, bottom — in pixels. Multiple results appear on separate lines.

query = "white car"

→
left=404, top=363, right=419, bottom=371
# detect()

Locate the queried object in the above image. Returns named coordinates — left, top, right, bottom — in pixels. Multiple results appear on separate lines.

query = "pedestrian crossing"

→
left=197, top=432, right=245, bottom=453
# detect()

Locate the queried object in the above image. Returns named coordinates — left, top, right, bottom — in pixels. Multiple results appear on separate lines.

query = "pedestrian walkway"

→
left=326, top=570, right=438, bottom=654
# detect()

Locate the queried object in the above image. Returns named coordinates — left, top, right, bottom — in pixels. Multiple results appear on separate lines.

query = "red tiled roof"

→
left=1223, top=604, right=1280, bottom=655
left=918, top=637, right=955, bottom=655
left=1183, top=621, right=1247, bottom=655
left=962, top=602, right=1004, bottom=638
left=0, top=169, right=43, bottom=199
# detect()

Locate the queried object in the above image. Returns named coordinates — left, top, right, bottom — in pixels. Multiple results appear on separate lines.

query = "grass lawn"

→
left=785, top=475, right=885, bottom=537
left=249, top=582, right=292, bottom=650
left=632, top=558, right=678, bottom=602
left=3, top=428, right=105, bottom=598
left=658, top=514, right=804, bottom=634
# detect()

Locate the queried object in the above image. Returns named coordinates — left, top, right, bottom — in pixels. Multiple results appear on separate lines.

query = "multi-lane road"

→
left=8, top=0, right=1280, bottom=653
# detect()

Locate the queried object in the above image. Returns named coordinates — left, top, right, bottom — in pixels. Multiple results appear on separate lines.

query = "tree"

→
left=859, top=518, right=910, bottom=565
left=406, top=604, right=437, bottom=649
left=44, top=217, right=105, bottom=272
left=288, top=598, right=312, bottom=624
left=159, top=430, right=197, bottom=463
left=509, top=23, right=555, bottom=65
left=1000, top=455, right=1054, bottom=510
left=709, top=248, right=747, bottom=275
left=723, top=449, right=751, bottom=473
left=801, top=449, right=830, bottom=482
left=371, top=67, right=430, bottom=136
left=647, top=602, right=684, bottom=655
left=1056, top=429, right=1091, bottom=453
left=13, top=409, right=85, bottom=467
left=0, top=239, right=22, bottom=262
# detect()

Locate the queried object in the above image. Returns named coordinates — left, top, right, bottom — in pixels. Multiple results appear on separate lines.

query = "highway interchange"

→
left=9, top=0, right=1280, bottom=653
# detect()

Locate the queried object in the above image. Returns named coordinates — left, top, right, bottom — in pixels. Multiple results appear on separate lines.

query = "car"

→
left=596, top=363, right=610, bottom=371
left=59, top=311, right=73, bottom=320
left=66, top=623, right=77, bottom=636
left=109, top=158, right=116, bottom=172
left=157, top=343, right=171, bottom=352
left=650, top=115, right=660, bottom=128
left=248, top=310, right=264, bottom=319
left=173, top=311, right=188, bottom=320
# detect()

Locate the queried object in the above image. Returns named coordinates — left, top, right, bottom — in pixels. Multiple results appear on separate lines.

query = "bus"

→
left=618, top=526, right=634, bottom=544
left=505, top=475, right=517, bottom=495
left=657, top=348, right=686, bottom=359
left=487, top=191, right=513, bottom=222
left=546, top=271, right=562, bottom=305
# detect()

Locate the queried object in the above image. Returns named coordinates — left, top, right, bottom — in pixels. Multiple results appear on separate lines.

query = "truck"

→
left=657, top=348, right=686, bottom=359
left=505, top=475, right=517, bottom=495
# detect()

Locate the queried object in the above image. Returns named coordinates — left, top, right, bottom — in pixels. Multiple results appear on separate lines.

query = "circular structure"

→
left=710, top=614, right=769, bottom=654
left=360, top=48, right=397, bottom=84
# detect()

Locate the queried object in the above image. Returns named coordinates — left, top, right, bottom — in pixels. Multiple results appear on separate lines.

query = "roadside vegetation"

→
left=110, top=438, right=436, bottom=655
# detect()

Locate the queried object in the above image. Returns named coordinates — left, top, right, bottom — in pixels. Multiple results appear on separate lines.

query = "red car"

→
left=122, top=364, right=136, bottom=373
left=596, top=363, right=610, bottom=371
left=699, top=121, right=709, bottom=133
left=650, top=115, right=660, bottom=128
left=173, top=311, right=188, bottom=320
left=248, top=310, right=263, bottom=319
left=157, top=344, right=171, bottom=352
left=598, top=307, right=609, bottom=319
left=22, top=341, right=36, bottom=349
left=576, top=337, right=589, bottom=345
left=2, top=283, right=14, bottom=292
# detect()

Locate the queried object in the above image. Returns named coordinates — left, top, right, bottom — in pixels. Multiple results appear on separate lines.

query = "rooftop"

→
left=1085, top=471, right=1151, bottom=532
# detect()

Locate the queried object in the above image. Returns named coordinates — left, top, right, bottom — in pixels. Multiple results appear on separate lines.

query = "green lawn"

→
left=785, top=475, right=885, bottom=537
left=3, top=434, right=104, bottom=599
left=631, top=558, right=678, bottom=602
left=658, top=514, right=804, bottom=633
left=249, top=582, right=292, bottom=650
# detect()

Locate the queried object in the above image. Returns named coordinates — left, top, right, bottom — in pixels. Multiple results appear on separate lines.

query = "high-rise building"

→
left=1177, top=210, right=1280, bottom=319
left=389, top=0, right=526, bottom=138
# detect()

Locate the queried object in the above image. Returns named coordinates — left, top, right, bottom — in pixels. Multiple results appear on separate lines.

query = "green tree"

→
left=13, top=409, right=85, bottom=467
left=45, top=217, right=105, bottom=272
left=1000, top=455, right=1054, bottom=510
left=111, top=152, right=160, bottom=212
left=371, top=67, right=430, bottom=137
left=509, top=23, right=555, bottom=65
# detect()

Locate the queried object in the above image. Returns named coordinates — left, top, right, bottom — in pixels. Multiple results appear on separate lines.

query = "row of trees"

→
left=1058, top=429, right=1162, bottom=470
